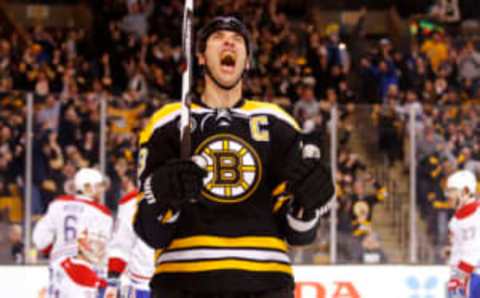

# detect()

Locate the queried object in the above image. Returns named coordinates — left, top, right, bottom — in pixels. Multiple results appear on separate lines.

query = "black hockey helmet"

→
left=196, top=16, right=252, bottom=55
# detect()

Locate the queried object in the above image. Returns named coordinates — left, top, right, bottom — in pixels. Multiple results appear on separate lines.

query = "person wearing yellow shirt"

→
left=421, top=32, right=449, bottom=72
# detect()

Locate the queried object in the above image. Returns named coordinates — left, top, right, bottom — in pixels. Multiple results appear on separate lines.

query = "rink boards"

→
left=0, top=265, right=449, bottom=297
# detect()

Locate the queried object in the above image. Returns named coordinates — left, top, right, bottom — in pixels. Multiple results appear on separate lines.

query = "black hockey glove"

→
left=147, top=159, right=207, bottom=208
left=287, top=157, right=335, bottom=212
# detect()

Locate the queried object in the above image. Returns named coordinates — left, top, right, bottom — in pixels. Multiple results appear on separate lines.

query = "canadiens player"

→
left=33, top=168, right=113, bottom=298
left=446, top=170, right=480, bottom=298
left=105, top=189, right=154, bottom=298
left=133, top=16, right=335, bottom=298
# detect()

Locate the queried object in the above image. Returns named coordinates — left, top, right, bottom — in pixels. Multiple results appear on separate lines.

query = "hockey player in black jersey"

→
left=134, top=16, right=335, bottom=298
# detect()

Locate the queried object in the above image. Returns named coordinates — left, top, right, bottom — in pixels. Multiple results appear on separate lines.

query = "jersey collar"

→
left=193, top=96, right=246, bottom=109
left=455, top=200, right=480, bottom=220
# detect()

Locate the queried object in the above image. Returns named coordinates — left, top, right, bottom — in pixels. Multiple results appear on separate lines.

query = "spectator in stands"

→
left=293, top=80, right=319, bottom=124
left=458, top=41, right=480, bottom=83
left=36, top=94, right=61, bottom=131
left=430, top=0, right=461, bottom=26
left=348, top=178, right=387, bottom=238
left=377, top=101, right=404, bottom=166
left=361, top=232, right=388, bottom=264
left=119, top=1, right=154, bottom=38
left=360, top=56, right=399, bottom=102
left=417, top=125, right=445, bottom=161
left=336, top=186, right=363, bottom=264
left=8, top=224, right=23, bottom=264
left=421, top=31, right=449, bottom=73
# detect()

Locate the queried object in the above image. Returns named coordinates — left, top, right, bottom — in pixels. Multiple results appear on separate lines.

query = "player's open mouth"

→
left=220, top=52, right=236, bottom=73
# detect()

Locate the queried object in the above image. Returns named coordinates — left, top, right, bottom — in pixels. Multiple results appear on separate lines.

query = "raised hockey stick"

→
left=180, top=0, right=194, bottom=159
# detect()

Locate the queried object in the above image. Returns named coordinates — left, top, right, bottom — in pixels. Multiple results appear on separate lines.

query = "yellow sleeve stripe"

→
left=154, top=249, right=164, bottom=261
left=239, top=100, right=300, bottom=131
left=160, top=209, right=174, bottom=224
left=168, top=235, right=288, bottom=252
left=155, top=259, right=293, bottom=275
left=139, top=103, right=207, bottom=145
left=376, top=187, right=387, bottom=201
left=273, top=195, right=292, bottom=213
left=353, top=229, right=368, bottom=237
left=139, top=102, right=182, bottom=145
left=272, top=181, right=287, bottom=196
left=433, top=201, right=450, bottom=209
left=431, top=166, right=442, bottom=178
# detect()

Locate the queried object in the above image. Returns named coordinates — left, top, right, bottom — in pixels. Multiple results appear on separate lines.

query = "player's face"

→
left=83, top=182, right=107, bottom=201
left=445, top=188, right=462, bottom=208
left=200, top=30, right=248, bottom=88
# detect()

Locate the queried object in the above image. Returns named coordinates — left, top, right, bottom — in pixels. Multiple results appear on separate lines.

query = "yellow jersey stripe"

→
left=139, top=102, right=181, bottom=145
left=376, top=187, right=387, bottom=201
left=139, top=103, right=205, bottom=145
left=160, top=209, right=174, bottom=224
left=155, top=259, right=293, bottom=275
left=239, top=100, right=300, bottom=131
left=168, top=235, right=288, bottom=252
left=272, top=181, right=287, bottom=196
left=154, top=249, right=163, bottom=261
left=273, top=195, right=292, bottom=213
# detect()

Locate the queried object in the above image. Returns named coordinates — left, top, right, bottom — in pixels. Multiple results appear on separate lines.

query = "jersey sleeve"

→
left=269, top=109, right=302, bottom=186
left=137, top=103, right=181, bottom=191
left=33, top=203, right=57, bottom=252
left=268, top=107, right=321, bottom=245
left=134, top=103, right=182, bottom=249
left=448, top=219, right=460, bottom=267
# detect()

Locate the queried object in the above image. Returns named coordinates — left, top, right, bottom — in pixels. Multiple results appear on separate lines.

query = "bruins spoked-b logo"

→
left=194, top=134, right=262, bottom=204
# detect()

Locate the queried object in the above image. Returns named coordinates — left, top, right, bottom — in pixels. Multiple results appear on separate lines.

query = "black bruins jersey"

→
left=134, top=98, right=313, bottom=293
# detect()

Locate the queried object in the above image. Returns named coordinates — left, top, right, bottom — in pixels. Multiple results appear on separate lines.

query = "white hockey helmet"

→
left=74, top=168, right=105, bottom=197
left=447, top=170, right=477, bottom=194
left=446, top=170, right=477, bottom=207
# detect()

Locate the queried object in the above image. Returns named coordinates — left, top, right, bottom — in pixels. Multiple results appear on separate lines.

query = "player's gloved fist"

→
left=289, top=200, right=319, bottom=221
left=104, top=286, right=119, bottom=298
left=149, top=159, right=207, bottom=206
left=287, top=158, right=335, bottom=211
left=448, top=277, right=466, bottom=297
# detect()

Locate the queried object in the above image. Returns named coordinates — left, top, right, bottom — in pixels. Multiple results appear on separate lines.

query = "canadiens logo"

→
left=194, top=133, right=262, bottom=204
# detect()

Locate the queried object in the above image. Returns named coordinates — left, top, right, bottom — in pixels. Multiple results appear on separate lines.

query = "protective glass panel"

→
left=105, top=92, right=167, bottom=211
left=414, top=103, right=480, bottom=264
left=0, top=91, right=26, bottom=264
left=29, top=92, right=102, bottom=264
left=335, top=104, right=410, bottom=264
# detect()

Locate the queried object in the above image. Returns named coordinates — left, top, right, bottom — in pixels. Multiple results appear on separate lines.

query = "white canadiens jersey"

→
left=108, top=191, right=154, bottom=289
left=49, top=257, right=107, bottom=298
left=33, top=194, right=113, bottom=264
left=449, top=201, right=480, bottom=270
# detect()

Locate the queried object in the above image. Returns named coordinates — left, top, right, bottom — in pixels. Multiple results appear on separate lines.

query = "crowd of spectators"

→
left=0, top=0, right=393, bottom=264
left=355, top=8, right=480, bottom=261
left=0, top=1, right=364, bottom=211
left=6, top=0, right=480, bottom=265
left=0, top=0, right=388, bottom=265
